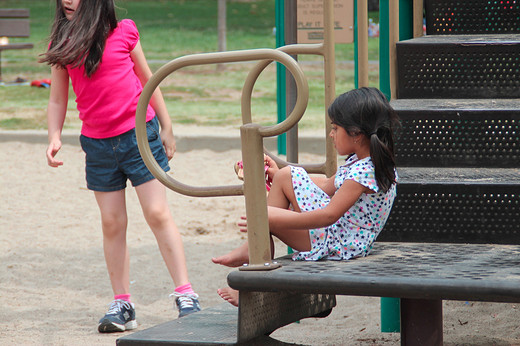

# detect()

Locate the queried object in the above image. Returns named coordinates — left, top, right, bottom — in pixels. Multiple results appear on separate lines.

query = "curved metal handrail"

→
left=135, top=48, right=308, bottom=197
left=241, top=43, right=333, bottom=175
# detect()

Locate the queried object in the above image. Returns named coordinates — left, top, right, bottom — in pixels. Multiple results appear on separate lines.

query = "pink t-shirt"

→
left=66, top=19, right=155, bottom=138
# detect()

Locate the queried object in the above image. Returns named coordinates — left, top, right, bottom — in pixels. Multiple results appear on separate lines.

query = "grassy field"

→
left=0, top=0, right=380, bottom=131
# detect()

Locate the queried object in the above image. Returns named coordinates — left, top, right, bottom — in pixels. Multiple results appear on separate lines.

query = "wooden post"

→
left=389, top=0, right=399, bottom=99
left=357, top=0, right=369, bottom=88
left=413, top=0, right=423, bottom=38
left=323, top=0, right=337, bottom=177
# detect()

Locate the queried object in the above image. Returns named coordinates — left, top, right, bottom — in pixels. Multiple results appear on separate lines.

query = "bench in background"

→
left=0, top=8, right=34, bottom=81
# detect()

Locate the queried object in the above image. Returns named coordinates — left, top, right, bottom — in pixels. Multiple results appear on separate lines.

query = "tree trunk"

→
left=217, top=0, right=226, bottom=71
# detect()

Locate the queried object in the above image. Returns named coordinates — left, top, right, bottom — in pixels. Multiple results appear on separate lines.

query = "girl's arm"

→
left=131, top=40, right=175, bottom=160
left=265, top=156, right=336, bottom=197
left=268, top=179, right=372, bottom=231
left=310, top=175, right=336, bottom=196
left=46, top=65, right=69, bottom=167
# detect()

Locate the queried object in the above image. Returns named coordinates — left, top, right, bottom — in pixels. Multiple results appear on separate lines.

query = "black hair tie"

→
left=370, top=131, right=378, bottom=136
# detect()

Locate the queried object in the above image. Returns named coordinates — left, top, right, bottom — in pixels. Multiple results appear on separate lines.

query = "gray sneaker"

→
left=98, top=299, right=137, bottom=333
left=170, top=292, right=201, bottom=318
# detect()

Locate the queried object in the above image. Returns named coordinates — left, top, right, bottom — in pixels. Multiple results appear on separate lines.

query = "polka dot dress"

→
left=291, top=154, right=397, bottom=261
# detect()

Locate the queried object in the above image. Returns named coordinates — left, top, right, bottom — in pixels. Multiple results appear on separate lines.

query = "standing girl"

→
left=41, top=0, right=200, bottom=332
left=212, top=87, right=400, bottom=306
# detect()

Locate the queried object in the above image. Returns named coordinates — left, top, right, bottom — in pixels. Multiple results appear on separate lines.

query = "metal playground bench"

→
left=118, top=1, right=520, bottom=345
left=0, top=8, right=33, bottom=82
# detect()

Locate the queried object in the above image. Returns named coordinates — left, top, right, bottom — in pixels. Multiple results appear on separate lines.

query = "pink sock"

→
left=174, top=283, right=195, bottom=295
left=114, top=294, right=131, bottom=302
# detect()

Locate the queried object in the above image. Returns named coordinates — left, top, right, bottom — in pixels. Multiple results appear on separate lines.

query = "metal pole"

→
left=285, top=0, right=298, bottom=163
left=379, top=0, right=390, bottom=99
left=323, top=0, right=336, bottom=177
left=240, top=124, right=279, bottom=269
left=357, top=0, right=369, bottom=87
left=217, top=0, right=227, bottom=71
left=401, top=299, right=443, bottom=345
left=275, top=0, right=287, bottom=155
left=380, top=0, right=413, bottom=334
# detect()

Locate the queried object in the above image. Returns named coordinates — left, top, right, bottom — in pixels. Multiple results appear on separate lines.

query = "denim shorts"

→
left=80, top=116, right=170, bottom=192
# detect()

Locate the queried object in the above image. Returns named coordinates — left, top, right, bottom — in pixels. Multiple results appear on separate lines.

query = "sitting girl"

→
left=212, top=87, right=400, bottom=305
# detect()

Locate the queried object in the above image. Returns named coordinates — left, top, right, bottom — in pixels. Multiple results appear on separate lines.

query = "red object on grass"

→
left=30, top=79, right=51, bottom=88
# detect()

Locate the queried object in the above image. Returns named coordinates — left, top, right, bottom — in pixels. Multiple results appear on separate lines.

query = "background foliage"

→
left=0, top=0, right=379, bottom=130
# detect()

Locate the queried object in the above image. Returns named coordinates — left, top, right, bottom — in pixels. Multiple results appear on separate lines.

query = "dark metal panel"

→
left=116, top=302, right=320, bottom=345
left=380, top=181, right=520, bottom=244
left=116, top=303, right=239, bottom=345
left=396, top=35, right=520, bottom=98
left=237, top=292, right=335, bottom=342
left=425, top=0, right=520, bottom=35
left=391, top=99, right=520, bottom=167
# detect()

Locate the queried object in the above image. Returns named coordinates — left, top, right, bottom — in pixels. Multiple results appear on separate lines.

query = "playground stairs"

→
left=118, top=1, right=520, bottom=345
left=380, top=0, right=520, bottom=243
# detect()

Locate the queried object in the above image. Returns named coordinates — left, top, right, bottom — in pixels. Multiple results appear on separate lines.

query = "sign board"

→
left=297, top=0, right=354, bottom=44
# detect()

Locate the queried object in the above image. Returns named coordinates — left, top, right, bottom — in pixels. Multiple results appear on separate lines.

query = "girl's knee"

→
left=273, top=166, right=292, bottom=183
left=143, top=204, right=173, bottom=229
left=101, top=214, right=127, bottom=239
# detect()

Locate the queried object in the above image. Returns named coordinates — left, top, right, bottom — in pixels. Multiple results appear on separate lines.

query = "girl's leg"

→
left=135, top=179, right=189, bottom=287
left=268, top=215, right=311, bottom=252
left=213, top=166, right=307, bottom=267
left=211, top=242, right=249, bottom=267
left=94, top=190, right=130, bottom=296
left=266, top=166, right=301, bottom=211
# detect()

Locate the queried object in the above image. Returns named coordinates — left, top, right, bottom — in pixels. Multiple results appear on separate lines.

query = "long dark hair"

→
left=328, top=87, right=400, bottom=192
left=39, top=0, right=118, bottom=77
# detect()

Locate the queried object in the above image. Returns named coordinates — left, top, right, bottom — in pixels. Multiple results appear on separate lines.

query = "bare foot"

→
left=217, top=287, right=239, bottom=307
left=211, top=242, right=249, bottom=268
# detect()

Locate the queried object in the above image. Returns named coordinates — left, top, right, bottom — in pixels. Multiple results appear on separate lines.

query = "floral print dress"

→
left=291, top=154, right=397, bottom=261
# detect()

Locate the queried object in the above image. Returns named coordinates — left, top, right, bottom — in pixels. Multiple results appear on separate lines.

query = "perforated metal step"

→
left=380, top=168, right=520, bottom=243
left=391, top=99, right=520, bottom=167
left=396, top=35, right=520, bottom=98
left=425, top=0, right=520, bottom=35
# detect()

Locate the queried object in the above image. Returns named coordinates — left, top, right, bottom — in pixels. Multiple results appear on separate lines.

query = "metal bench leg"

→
left=400, top=298, right=443, bottom=346
left=237, top=291, right=336, bottom=343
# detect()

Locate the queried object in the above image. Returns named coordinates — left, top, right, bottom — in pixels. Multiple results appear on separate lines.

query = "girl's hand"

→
left=264, top=155, right=279, bottom=180
left=46, top=140, right=63, bottom=167
left=160, top=128, right=176, bottom=160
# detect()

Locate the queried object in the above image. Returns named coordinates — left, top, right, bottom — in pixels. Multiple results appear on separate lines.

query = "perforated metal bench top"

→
left=228, top=243, right=520, bottom=303
left=391, top=98, right=520, bottom=111
left=397, top=167, right=520, bottom=184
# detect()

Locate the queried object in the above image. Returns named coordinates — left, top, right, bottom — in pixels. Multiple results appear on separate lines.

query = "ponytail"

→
left=369, top=127, right=397, bottom=192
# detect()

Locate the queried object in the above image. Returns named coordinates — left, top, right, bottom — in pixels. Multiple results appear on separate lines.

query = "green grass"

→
left=0, top=0, right=380, bottom=131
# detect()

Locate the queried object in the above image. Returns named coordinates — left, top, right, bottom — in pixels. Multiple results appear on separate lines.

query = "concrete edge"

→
left=0, top=130, right=327, bottom=155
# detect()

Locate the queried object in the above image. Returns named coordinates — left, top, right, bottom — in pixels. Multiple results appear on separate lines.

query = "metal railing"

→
left=136, top=0, right=423, bottom=270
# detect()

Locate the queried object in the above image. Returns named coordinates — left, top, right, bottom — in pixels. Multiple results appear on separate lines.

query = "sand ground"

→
left=1, top=127, right=519, bottom=345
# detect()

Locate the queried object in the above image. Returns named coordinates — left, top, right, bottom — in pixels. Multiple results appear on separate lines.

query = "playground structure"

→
left=134, top=1, right=340, bottom=271
left=119, top=0, right=520, bottom=345
left=132, top=0, right=413, bottom=272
